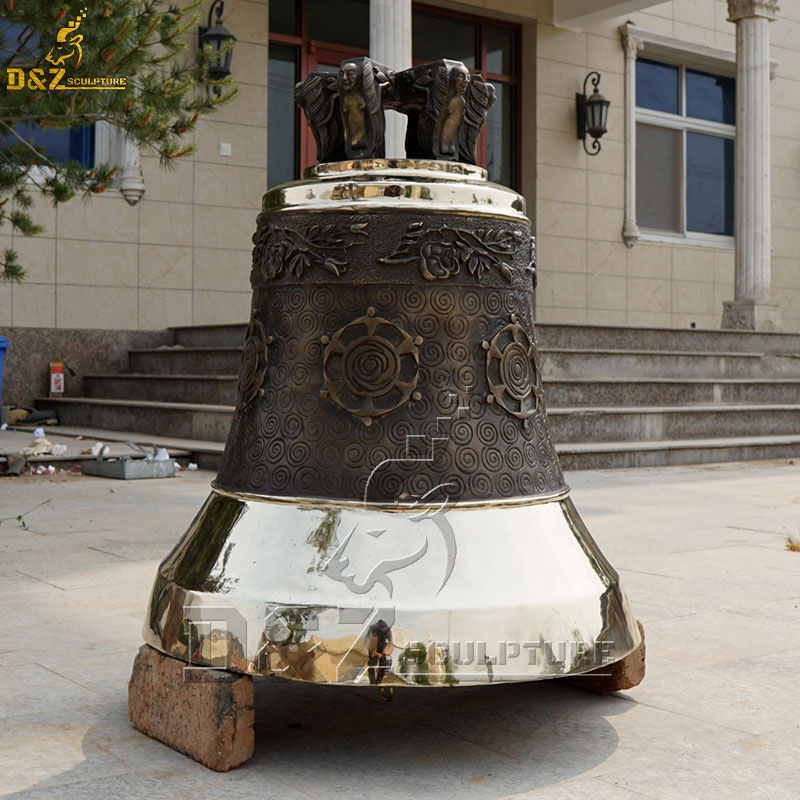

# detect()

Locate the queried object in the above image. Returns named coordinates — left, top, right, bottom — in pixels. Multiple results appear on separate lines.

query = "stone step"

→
left=28, top=406, right=800, bottom=475
left=547, top=404, right=800, bottom=443
left=543, top=378, right=800, bottom=407
left=166, top=321, right=800, bottom=356
left=40, top=394, right=800, bottom=451
left=39, top=397, right=235, bottom=443
left=539, top=348, right=800, bottom=379
left=535, top=323, right=800, bottom=355
left=129, top=347, right=242, bottom=375
left=85, top=374, right=239, bottom=405
left=556, top=435, right=800, bottom=471
left=129, top=344, right=800, bottom=380
left=83, top=371, right=800, bottom=410
left=170, top=323, right=247, bottom=349
left=39, top=321, right=800, bottom=475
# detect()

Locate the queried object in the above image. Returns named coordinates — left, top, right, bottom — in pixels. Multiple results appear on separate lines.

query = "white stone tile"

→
left=585, top=308, right=627, bottom=325
left=596, top=682, right=800, bottom=797
left=56, top=196, right=138, bottom=243
left=11, top=282, right=55, bottom=327
left=193, top=163, right=266, bottom=208
left=0, top=664, right=105, bottom=720
left=536, top=200, right=588, bottom=239
left=138, top=288, right=193, bottom=330
left=57, top=240, right=139, bottom=288
left=13, top=236, right=55, bottom=284
left=537, top=28, right=587, bottom=66
left=138, top=244, right=192, bottom=290
left=587, top=273, right=627, bottom=310
left=138, top=201, right=193, bottom=247
left=55, top=286, right=138, bottom=330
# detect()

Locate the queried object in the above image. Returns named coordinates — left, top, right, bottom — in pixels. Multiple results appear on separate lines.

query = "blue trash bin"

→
left=0, top=335, right=8, bottom=407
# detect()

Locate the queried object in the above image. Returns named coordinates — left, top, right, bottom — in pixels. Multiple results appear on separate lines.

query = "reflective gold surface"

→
left=209, top=484, right=572, bottom=511
left=143, top=157, right=641, bottom=691
left=304, top=159, right=488, bottom=179
left=263, top=159, right=527, bottom=221
left=143, top=491, right=641, bottom=686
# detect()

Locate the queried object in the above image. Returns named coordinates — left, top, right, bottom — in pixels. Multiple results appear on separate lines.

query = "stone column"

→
left=119, top=135, right=145, bottom=206
left=370, top=0, right=411, bottom=158
left=620, top=25, right=643, bottom=248
left=722, top=0, right=779, bottom=330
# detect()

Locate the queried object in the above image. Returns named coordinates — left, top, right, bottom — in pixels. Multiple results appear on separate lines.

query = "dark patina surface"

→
left=214, top=209, right=564, bottom=503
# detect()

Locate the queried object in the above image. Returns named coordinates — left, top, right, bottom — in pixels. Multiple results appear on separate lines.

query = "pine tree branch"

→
left=0, top=121, right=56, bottom=168
left=0, top=0, right=240, bottom=280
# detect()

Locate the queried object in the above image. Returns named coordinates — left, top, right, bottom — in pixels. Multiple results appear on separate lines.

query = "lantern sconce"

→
left=199, top=0, right=236, bottom=98
left=576, top=71, right=611, bottom=155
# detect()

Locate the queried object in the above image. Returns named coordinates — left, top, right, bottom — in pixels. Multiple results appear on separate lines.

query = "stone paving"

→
left=1, top=459, right=799, bottom=799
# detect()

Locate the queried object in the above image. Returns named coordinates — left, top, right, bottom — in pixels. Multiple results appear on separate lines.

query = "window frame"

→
left=269, top=0, right=369, bottom=183
left=618, top=23, right=767, bottom=250
left=0, top=20, right=98, bottom=174
left=267, top=0, right=522, bottom=189
left=412, top=3, right=522, bottom=189
left=635, top=57, right=735, bottom=245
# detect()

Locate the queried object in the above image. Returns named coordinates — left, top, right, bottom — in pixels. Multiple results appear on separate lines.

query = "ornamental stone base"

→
left=721, top=300, right=781, bottom=331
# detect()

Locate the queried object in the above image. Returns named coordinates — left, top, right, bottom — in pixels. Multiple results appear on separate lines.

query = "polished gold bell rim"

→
left=144, top=492, right=642, bottom=687
left=210, top=483, right=571, bottom=511
left=261, top=159, right=528, bottom=221
left=303, top=158, right=488, bottom=180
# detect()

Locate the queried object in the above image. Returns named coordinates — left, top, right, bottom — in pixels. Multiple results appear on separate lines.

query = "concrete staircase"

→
left=38, top=323, right=800, bottom=471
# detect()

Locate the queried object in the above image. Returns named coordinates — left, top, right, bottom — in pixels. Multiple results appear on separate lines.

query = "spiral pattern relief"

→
left=484, top=314, right=543, bottom=424
left=216, top=210, right=566, bottom=503
left=322, top=309, right=421, bottom=423
left=237, top=317, right=272, bottom=409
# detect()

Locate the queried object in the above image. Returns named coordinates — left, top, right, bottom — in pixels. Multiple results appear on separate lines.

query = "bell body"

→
left=143, top=160, right=641, bottom=686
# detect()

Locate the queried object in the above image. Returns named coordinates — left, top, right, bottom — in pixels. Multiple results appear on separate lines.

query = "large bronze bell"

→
left=142, top=58, right=643, bottom=696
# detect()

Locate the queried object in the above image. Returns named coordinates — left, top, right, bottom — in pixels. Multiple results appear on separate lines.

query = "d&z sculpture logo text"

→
left=6, top=8, right=127, bottom=92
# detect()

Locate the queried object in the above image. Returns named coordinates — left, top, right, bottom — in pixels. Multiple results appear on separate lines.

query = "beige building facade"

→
left=1, top=0, right=798, bottom=333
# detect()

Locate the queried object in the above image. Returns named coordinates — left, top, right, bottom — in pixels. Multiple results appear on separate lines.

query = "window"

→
left=412, top=5, right=520, bottom=189
left=8, top=124, right=95, bottom=170
left=267, top=42, right=300, bottom=189
left=268, top=0, right=369, bottom=186
left=0, top=20, right=96, bottom=169
left=635, top=57, right=734, bottom=239
left=267, top=0, right=520, bottom=189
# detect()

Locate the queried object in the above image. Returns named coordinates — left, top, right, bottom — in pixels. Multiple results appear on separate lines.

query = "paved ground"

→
left=1, top=458, right=799, bottom=799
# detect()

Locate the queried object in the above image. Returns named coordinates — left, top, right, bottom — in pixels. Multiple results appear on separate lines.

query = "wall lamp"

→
left=199, top=0, right=236, bottom=97
left=576, top=71, right=610, bottom=155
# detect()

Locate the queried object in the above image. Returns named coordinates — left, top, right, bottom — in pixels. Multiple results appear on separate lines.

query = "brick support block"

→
left=128, top=644, right=255, bottom=771
left=567, top=620, right=646, bottom=694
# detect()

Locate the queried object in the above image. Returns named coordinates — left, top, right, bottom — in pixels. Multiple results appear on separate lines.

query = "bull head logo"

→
left=45, top=8, right=87, bottom=68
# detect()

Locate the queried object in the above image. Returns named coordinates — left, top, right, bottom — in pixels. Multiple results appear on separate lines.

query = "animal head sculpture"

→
left=46, top=8, right=87, bottom=68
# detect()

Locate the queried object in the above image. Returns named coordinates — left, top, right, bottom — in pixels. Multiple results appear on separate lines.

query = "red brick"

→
left=128, top=644, right=254, bottom=771
left=567, top=620, right=646, bottom=694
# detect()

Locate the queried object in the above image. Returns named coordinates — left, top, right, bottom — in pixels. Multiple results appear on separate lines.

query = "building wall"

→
left=534, top=0, right=800, bottom=332
left=0, top=0, right=798, bottom=333
left=0, top=0, right=268, bottom=331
